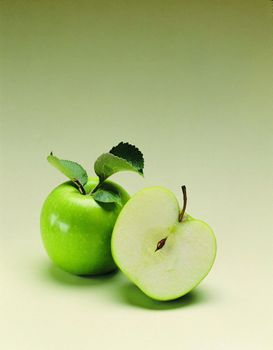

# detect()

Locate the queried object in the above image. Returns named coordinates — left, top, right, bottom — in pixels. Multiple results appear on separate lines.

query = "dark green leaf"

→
left=47, top=153, right=88, bottom=187
left=110, top=142, right=144, bottom=174
left=94, top=142, right=144, bottom=181
left=92, top=188, right=122, bottom=206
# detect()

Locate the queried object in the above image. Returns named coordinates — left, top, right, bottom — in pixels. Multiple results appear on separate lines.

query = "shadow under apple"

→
left=38, top=260, right=211, bottom=310
left=40, top=261, right=119, bottom=287
left=116, top=282, right=209, bottom=310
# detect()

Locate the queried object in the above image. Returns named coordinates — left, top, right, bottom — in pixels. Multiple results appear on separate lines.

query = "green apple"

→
left=111, top=186, right=216, bottom=301
left=41, top=178, right=130, bottom=275
left=40, top=142, right=144, bottom=275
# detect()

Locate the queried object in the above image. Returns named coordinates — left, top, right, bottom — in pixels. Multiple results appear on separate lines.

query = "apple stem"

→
left=155, top=237, right=168, bottom=252
left=155, top=185, right=187, bottom=252
left=178, top=185, right=187, bottom=222
left=73, top=179, right=86, bottom=195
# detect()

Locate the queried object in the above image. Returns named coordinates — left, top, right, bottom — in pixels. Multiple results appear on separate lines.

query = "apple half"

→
left=111, top=186, right=216, bottom=301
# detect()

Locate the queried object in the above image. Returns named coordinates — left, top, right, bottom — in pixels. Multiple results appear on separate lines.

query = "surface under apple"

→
left=111, top=186, right=216, bottom=301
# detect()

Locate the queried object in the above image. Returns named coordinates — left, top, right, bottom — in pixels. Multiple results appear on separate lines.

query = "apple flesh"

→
left=111, top=187, right=216, bottom=301
left=40, top=178, right=130, bottom=275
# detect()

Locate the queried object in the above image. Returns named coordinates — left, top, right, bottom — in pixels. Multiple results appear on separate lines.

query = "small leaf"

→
left=94, top=142, right=144, bottom=182
left=94, top=153, right=138, bottom=181
left=47, top=153, right=88, bottom=187
left=92, top=188, right=122, bottom=206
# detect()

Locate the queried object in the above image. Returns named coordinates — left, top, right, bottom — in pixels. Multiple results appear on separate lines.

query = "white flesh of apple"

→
left=112, top=187, right=216, bottom=301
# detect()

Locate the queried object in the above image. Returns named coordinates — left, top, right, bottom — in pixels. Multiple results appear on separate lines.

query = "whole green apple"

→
left=40, top=142, right=144, bottom=275
left=40, top=178, right=130, bottom=275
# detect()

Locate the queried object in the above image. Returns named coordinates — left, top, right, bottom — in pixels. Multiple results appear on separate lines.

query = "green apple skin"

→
left=112, top=187, right=217, bottom=301
left=40, top=178, right=130, bottom=275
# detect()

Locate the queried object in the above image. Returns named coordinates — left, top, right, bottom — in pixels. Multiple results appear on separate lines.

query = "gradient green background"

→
left=1, top=1, right=273, bottom=349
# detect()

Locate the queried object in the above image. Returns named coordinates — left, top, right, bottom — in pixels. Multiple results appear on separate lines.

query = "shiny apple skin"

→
left=40, top=178, right=130, bottom=275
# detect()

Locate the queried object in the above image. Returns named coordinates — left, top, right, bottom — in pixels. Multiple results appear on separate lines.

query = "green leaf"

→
left=92, top=188, right=122, bottom=206
left=94, top=142, right=144, bottom=181
left=110, top=142, right=144, bottom=174
left=47, top=153, right=88, bottom=187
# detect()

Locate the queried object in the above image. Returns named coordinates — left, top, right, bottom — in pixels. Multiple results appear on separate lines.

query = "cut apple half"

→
left=111, top=186, right=217, bottom=301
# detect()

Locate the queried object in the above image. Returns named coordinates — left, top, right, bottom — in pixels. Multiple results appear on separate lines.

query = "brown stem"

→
left=178, top=185, right=187, bottom=222
left=155, top=185, right=187, bottom=253
left=72, top=179, right=86, bottom=195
